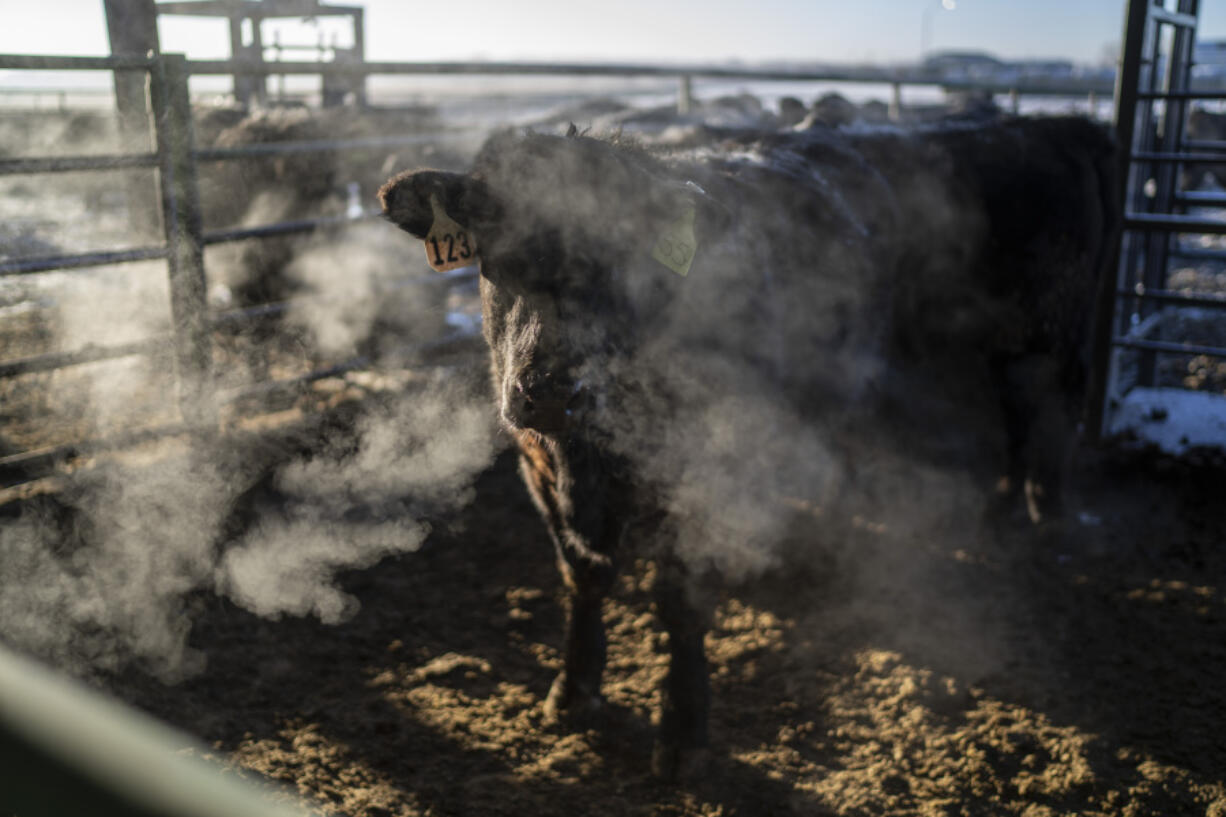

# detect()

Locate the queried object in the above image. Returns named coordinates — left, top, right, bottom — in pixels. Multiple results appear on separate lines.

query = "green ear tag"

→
left=423, top=194, right=478, bottom=272
left=651, top=205, right=698, bottom=277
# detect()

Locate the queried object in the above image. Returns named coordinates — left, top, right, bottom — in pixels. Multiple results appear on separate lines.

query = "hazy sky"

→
left=6, top=0, right=1219, bottom=68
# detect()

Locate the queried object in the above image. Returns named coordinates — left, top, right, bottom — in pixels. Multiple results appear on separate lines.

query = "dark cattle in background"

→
left=379, top=117, right=1118, bottom=777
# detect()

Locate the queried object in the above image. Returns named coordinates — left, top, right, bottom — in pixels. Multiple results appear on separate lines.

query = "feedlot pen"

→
left=0, top=52, right=484, bottom=487
left=4, top=8, right=1226, bottom=817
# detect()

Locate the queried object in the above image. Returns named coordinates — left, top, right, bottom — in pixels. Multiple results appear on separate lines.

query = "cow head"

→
left=379, top=131, right=729, bottom=437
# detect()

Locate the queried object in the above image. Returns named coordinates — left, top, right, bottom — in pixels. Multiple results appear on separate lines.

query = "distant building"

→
left=1013, top=59, right=1075, bottom=80
left=921, top=51, right=1007, bottom=81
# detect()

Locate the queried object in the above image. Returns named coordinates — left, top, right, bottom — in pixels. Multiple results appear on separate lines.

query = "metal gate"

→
left=0, top=53, right=475, bottom=487
left=1091, top=0, right=1226, bottom=453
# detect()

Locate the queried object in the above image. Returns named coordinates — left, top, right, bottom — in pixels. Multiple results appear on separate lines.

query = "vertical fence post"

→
left=678, top=74, right=693, bottom=115
left=149, top=53, right=216, bottom=433
left=889, top=82, right=902, bottom=122
left=1086, top=0, right=1150, bottom=442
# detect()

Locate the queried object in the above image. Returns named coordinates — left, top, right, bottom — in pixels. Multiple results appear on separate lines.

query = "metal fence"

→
left=0, top=51, right=485, bottom=486
left=1088, top=0, right=1226, bottom=451
left=0, top=50, right=1130, bottom=488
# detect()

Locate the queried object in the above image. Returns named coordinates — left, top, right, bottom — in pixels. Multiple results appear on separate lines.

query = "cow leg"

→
left=544, top=543, right=615, bottom=722
left=992, top=354, right=1074, bottom=525
left=651, top=558, right=711, bottom=780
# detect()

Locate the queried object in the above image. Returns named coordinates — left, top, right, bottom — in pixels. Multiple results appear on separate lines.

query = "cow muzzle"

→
left=501, top=376, right=590, bottom=434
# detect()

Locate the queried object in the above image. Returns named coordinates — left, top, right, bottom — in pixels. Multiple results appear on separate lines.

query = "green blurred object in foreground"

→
left=0, top=643, right=318, bottom=817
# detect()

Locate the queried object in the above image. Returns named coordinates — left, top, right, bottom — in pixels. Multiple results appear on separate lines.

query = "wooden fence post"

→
left=149, top=53, right=216, bottom=432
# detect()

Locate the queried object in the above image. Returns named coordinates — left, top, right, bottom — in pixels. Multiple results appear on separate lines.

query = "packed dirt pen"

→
left=4, top=29, right=1226, bottom=817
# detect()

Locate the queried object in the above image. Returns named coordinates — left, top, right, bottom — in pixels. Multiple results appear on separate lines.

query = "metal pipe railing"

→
left=0, top=246, right=169, bottom=277
left=0, top=152, right=159, bottom=176
left=1117, top=287, right=1226, bottom=310
left=193, top=131, right=445, bottom=162
left=0, top=337, right=170, bottom=379
left=1112, top=336, right=1226, bottom=358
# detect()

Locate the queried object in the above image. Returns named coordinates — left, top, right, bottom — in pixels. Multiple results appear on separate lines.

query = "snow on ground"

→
left=1108, top=386, right=1226, bottom=454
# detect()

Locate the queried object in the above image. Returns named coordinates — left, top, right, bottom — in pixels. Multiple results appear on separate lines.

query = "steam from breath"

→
left=1, top=184, right=495, bottom=679
left=218, top=379, right=496, bottom=626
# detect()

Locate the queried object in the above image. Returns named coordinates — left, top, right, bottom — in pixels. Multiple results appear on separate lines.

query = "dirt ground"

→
left=93, top=434, right=1226, bottom=817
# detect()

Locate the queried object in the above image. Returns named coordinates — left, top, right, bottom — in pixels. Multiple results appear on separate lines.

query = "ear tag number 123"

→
left=424, top=194, right=477, bottom=272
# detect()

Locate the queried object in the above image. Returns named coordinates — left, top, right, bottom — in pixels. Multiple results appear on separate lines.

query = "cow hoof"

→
left=651, top=741, right=711, bottom=782
left=542, top=672, right=604, bottom=726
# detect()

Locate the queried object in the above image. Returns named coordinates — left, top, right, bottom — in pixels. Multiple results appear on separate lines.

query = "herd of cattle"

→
left=379, top=101, right=1120, bottom=776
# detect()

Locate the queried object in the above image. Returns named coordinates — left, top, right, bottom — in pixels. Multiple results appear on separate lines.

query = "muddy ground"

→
left=91, top=434, right=1226, bottom=817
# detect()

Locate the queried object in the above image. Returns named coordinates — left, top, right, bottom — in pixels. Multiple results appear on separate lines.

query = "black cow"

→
left=379, top=117, right=1118, bottom=777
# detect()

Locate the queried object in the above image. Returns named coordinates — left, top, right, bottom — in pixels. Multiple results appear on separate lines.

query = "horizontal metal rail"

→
left=1117, top=287, right=1226, bottom=309
left=0, top=152, right=159, bottom=176
left=1136, top=89, right=1226, bottom=100
left=1123, top=212, right=1226, bottom=233
left=210, top=301, right=289, bottom=328
left=216, top=326, right=482, bottom=405
left=0, top=423, right=189, bottom=488
left=1112, top=336, right=1226, bottom=358
left=0, top=337, right=169, bottom=378
left=1131, top=151, right=1226, bottom=164
left=1175, top=190, right=1226, bottom=207
left=1168, top=245, right=1226, bottom=261
left=157, top=0, right=362, bottom=15
left=202, top=213, right=362, bottom=245
left=1181, top=139, right=1226, bottom=154
left=0, top=53, right=153, bottom=70
left=0, top=246, right=169, bottom=277
left=194, top=131, right=447, bottom=162
left=1149, top=6, right=1198, bottom=28
left=178, top=56, right=1123, bottom=96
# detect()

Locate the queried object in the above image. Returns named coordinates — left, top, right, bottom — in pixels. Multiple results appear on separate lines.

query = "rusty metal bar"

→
left=150, top=53, right=216, bottom=430
left=0, top=246, right=168, bottom=277
left=0, top=153, right=159, bottom=176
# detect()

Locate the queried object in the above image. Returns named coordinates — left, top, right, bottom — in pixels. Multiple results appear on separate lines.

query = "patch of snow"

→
left=1108, top=386, right=1226, bottom=454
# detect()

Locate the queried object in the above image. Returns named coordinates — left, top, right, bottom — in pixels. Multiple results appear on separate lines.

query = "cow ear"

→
left=378, top=169, right=500, bottom=241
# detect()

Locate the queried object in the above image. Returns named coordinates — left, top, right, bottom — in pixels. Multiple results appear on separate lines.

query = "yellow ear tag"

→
left=423, top=194, right=478, bottom=272
left=650, top=205, right=698, bottom=277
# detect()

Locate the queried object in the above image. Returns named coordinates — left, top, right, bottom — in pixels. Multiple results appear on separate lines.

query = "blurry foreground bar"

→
left=0, top=643, right=318, bottom=817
